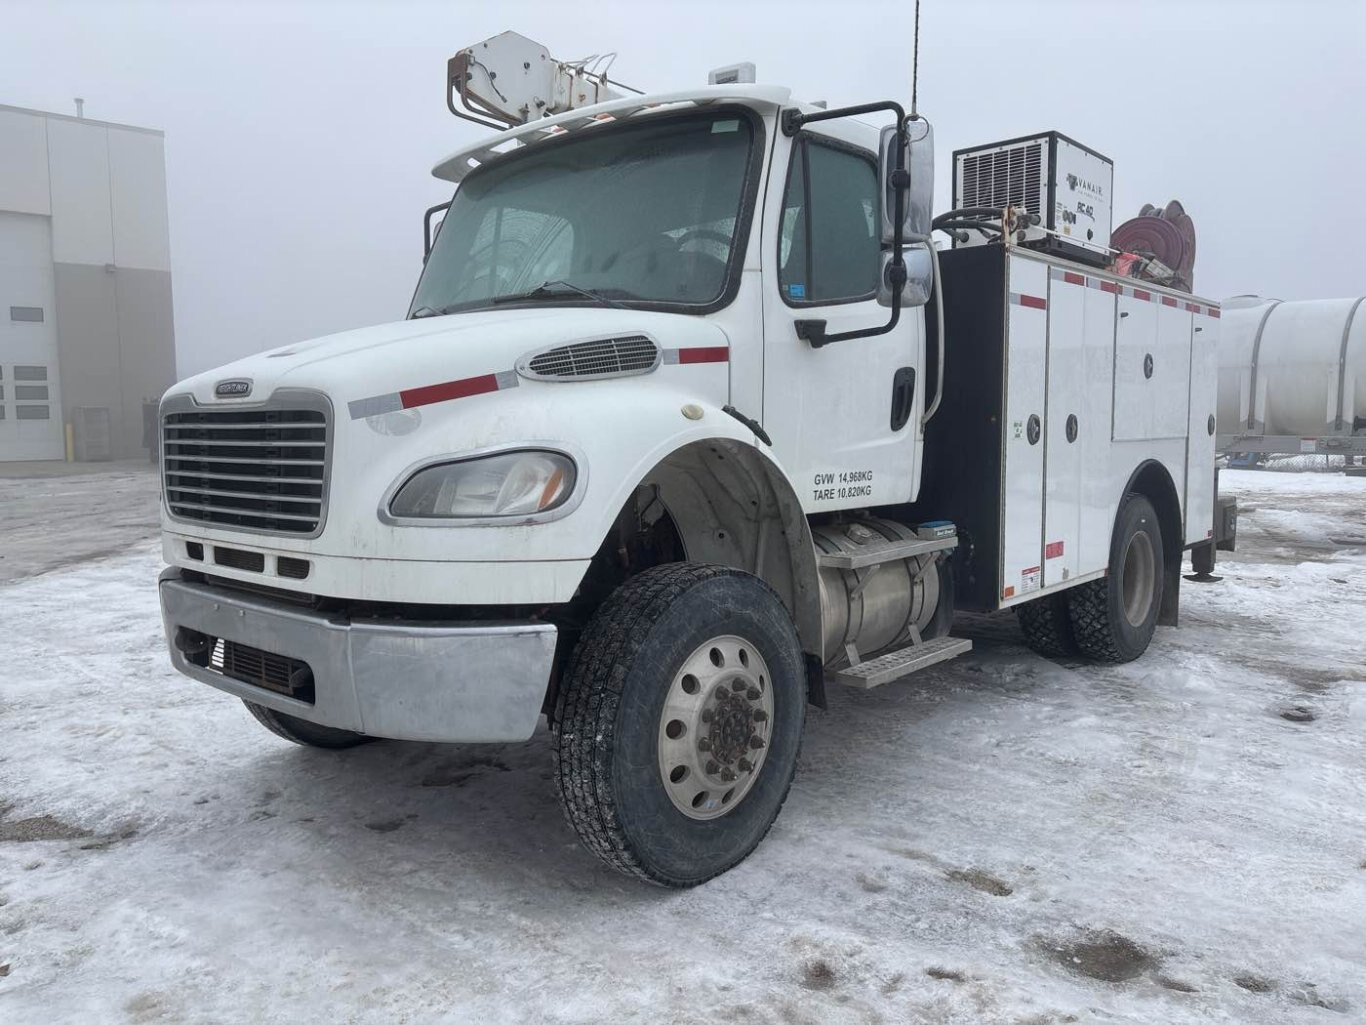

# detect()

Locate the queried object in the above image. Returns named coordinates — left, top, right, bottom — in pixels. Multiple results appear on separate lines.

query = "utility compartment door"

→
left=1114, top=292, right=1191, bottom=440
left=1185, top=307, right=1220, bottom=543
left=1077, top=283, right=1117, bottom=575
left=1043, top=267, right=1084, bottom=587
left=1000, top=257, right=1049, bottom=603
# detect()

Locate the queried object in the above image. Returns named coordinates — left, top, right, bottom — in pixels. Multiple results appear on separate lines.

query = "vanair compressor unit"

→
left=953, top=132, right=1113, bottom=267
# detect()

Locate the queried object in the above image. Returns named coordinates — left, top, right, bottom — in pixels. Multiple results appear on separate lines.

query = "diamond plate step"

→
left=816, top=534, right=957, bottom=571
left=831, top=636, right=973, bottom=689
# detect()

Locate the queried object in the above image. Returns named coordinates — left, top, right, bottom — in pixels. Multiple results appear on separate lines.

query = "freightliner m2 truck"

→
left=157, top=35, right=1230, bottom=886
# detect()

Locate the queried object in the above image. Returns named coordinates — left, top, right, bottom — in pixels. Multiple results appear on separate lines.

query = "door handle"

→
left=890, top=367, right=917, bottom=431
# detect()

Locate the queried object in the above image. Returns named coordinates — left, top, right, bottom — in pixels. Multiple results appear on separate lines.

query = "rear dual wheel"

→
left=1017, top=493, right=1165, bottom=664
left=552, top=563, right=805, bottom=888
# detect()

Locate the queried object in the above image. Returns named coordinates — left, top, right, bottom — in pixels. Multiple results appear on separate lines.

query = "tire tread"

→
left=1016, top=592, right=1076, bottom=657
left=551, top=562, right=802, bottom=887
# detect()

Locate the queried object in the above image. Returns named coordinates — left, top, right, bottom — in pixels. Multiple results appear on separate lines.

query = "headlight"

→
left=388, top=450, right=577, bottom=519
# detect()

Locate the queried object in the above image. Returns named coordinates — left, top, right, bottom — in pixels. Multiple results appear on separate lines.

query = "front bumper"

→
left=158, top=569, right=556, bottom=742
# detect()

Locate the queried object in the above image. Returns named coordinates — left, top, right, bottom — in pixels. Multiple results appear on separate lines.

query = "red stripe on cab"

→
left=1099, top=281, right=1120, bottom=294
left=400, top=374, right=500, bottom=409
left=1208, top=308, right=1221, bottom=319
left=1063, top=272, right=1085, bottom=286
left=1018, top=294, right=1047, bottom=310
left=677, top=346, right=730, bottom=364
left=1185, top=302, right=1201, bottom=313
left=1161, top=296, right=1178, bottom=307
left=1133, top=289, right=1151, bottom=302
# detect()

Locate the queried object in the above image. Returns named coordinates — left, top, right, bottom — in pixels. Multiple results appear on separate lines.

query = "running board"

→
left=831, top=636, right=973, bottom=689
left=817, top=534, right=957, bottom=571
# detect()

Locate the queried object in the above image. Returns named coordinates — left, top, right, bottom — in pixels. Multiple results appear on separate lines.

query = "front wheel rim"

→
left=657, top=634, right=774, bottom=821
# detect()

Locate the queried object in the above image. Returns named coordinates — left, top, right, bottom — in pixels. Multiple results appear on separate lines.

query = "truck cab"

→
left=157, top=54, right=1223, bottom=886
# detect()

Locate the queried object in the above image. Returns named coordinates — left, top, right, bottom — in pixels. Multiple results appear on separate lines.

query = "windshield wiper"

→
left=491, top=280, right=630, bottom=310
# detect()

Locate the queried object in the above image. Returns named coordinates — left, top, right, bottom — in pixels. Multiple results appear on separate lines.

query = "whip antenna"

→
left=910, top=0, right=921, bottom=119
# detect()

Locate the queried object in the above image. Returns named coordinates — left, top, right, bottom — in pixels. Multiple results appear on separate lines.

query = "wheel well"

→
left=641, top=439, right=821, bottom=650
left=540, top=439, right=822, bottom=721
left=1122, top=460, right=1183, bottom=627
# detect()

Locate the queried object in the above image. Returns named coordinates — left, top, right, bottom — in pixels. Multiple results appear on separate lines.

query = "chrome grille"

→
left=520, top=335, right=659, bottom=381
left=162, top=403, right=329, bottom=536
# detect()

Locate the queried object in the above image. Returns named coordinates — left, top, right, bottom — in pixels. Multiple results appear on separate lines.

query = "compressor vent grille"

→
left=518, top=335, right=660, bottom=381
left=960, top=142, right=1044, bottom=214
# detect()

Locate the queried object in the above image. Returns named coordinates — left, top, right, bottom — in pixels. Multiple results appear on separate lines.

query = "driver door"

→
left=761, top=128, right=923, bottom=513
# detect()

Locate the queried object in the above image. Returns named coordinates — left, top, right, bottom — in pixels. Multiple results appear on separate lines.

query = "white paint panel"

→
left=0, top=212, right=64, bottom=460
left=108, top=128, right=171, bottom=271
left=0, top=110, right=51, bottom=215
left=1001, top=256, right=1047, bottom=601
left=1043, top=273, right=1083, bottom=586
left=46, top=118, right=114, bottom=266
left=1077, top=285, right=1116, bottom=574
left=1115, top=295, right=1192, bottom=441
left=760, top=131, right=922, bottom=513
left=1185, top=313, right=1219, bottom=544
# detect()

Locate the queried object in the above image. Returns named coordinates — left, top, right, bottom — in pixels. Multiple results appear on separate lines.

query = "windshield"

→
left=411, top=111, right=758, bottom=316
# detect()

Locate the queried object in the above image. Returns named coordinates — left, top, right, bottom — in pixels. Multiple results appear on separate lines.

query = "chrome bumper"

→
left=158, top=569, right=556, bottom=743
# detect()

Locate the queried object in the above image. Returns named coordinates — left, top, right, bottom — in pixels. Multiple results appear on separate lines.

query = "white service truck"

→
left=157, top=35, right=1229, bottom=885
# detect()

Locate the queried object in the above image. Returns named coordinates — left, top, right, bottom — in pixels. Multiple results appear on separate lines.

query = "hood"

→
left=171, top=307, right=731, bottom=409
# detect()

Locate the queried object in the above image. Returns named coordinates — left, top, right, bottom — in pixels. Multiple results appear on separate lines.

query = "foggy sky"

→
left=4, top=0, right=1364, bottom=378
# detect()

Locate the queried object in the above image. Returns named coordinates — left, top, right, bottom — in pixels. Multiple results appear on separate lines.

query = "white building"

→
left=0, top=103, right=175, bottom=462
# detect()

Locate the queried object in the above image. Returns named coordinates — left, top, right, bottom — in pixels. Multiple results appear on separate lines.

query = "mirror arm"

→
left=424, top=201, right=452, bottom=261
left=790, top=105, right=910, bottom=348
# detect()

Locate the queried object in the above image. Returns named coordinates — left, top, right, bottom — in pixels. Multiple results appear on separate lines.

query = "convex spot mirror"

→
left=878, top=119, right=934, bottom=245
left=877, top=247, right=933, bottom=309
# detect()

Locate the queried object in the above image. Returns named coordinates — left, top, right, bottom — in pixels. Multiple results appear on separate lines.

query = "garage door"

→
left=0, top=212, right=64, bottom=461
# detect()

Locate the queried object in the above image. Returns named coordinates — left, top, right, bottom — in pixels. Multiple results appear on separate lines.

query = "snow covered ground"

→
left=1, top=468, right=1363, bottom=1024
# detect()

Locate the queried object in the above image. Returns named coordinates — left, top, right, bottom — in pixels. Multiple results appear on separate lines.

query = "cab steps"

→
left=831, top=636, right=973, bottom=689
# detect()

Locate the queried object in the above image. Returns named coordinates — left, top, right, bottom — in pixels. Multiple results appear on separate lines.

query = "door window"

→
left=778, top=138, right=880, bottom=305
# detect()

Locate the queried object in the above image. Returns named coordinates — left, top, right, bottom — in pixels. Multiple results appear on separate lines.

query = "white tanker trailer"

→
left=1217, top=295, right=1366, bottom=460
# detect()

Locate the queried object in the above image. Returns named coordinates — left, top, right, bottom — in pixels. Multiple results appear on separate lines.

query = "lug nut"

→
left=721, top=769, right=737, bottom=783
left=753, top=709, right=768, bottom=723
left=732, top=679, right=746, bottom=692
left=749, top=736, right=765, bottom=749
left=706, top=760, right=720, bottom=775
left=746, top=688, right=760, bottom=700
left=701, top=709, right=713, bottom=724
left=697, top=737, right=711, bottom=752
left=738, top=758, right=754, bottom=773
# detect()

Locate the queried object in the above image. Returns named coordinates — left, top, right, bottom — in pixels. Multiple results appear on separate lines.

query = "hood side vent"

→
left=517, top=334, right=660, bottom=382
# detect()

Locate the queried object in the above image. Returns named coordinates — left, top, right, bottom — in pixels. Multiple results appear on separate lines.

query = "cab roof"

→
left=431, top=84, right=795, bottom=184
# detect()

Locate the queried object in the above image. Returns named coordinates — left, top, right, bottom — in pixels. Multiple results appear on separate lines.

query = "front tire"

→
left=243, top=701, right=375, bottom=749
left=552, top=563, right=806, bottom=887
left=1068, top=493, right=1165, bottom=663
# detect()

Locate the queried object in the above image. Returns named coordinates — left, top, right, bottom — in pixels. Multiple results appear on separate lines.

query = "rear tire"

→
left=1016, top=592, right=1077, bottom=658
left=552, top=562, right=806, bottom=887
left=1069, top=493, right=1164, bottom=663
left=243, top=701, right=375, bottom=749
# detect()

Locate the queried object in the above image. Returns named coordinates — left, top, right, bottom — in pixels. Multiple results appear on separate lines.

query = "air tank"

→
left=1217, top=295, right=1366, bottom=437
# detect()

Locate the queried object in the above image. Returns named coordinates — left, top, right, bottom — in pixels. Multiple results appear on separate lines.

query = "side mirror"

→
left=878, top=119, right=934, bottom=245
left=877, top=247, right=932, bottom=308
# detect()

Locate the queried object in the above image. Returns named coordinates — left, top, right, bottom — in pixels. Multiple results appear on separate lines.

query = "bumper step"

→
left=831, top=636, right=973, bottom=689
